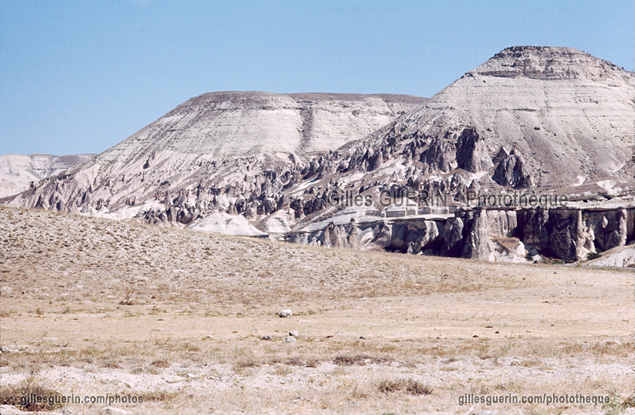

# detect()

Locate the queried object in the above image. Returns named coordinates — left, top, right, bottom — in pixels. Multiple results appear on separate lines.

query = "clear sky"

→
left=1, top=0, right=634, bottom=156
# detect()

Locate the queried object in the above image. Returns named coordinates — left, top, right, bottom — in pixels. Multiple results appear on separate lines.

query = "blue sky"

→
left=1, top=0, right=634, bottom=155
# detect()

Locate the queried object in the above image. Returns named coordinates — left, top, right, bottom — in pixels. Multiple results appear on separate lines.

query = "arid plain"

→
left=1, top=206, right=634, bottom=414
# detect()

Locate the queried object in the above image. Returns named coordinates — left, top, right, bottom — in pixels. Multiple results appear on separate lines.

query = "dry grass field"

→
left=0, top=206, right=634, bottom=414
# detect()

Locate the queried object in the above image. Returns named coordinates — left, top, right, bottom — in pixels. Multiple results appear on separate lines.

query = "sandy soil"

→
left=0, top=206, right=633, bottom=414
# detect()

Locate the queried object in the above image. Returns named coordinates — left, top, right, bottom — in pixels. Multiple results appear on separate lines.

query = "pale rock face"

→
left=0, top=153, right=95, bottom=198
left=327, top=46, right=635, bottom=198
left=585, top=245, right=635, bottom=268
left=98, top=91, right=426, bottom=162
left=276, top=48, right=635, bottom=256
left=280, top=47, right=635, bottom=263
left=423, top=46, right=635, bottom=188
left=4, top=46, right=635, bottom=265
left=274, top=47, right=635, bottom=226
left=188, top=212, right=267, bottom=237
left=5, top=92, right=425, bottom=216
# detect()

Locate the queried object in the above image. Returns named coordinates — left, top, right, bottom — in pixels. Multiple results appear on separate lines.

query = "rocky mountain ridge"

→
left=0, top=153, right=95, bottom=198
left=4, top=46, right=635, bottom=264
left=4, top=93, right=426, bottom=218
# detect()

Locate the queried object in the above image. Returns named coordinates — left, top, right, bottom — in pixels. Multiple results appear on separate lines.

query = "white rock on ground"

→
left=278, top=309, right=292, bottom=318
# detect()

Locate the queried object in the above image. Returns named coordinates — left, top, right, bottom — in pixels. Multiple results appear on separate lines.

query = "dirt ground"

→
left=0, top=206, right=634, bottom=414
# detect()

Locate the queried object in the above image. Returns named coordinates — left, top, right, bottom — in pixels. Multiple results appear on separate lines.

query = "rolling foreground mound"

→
left=1, top=207, right=634, bottom=414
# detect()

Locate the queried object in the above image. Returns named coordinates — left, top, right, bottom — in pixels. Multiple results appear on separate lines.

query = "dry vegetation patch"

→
left=0, top=207, right=633, bottom=414
left=377, top=378, right=433, bottom=395
left=0, top=380, right=65, bottom=412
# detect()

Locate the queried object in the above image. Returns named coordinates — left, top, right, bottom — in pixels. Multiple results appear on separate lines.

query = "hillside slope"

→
left=0, top=153, right=95, bottom=198
left=1, top=206, right=633, bottom=414
left=5, top=93, right=426, bottom=220
left=293, top=46, right=635, bottom=206
left=4, top=47, right=635, bottom=260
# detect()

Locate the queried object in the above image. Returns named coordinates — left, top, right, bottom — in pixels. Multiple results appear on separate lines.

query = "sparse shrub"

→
left=377, top=380, right=402, bottom=393
left=119, top=286, right=135, bottom=305
left=603, top=391, right=626, bottom=415
left=274, top=365, right=292, bottom=376
left=377, top=378, right=432, bottom=395
left=334, top=355, right=360, bottom=366
left=587, top=251, right=601, bottom=260
left=139, top=390, right=179, bottom=402
left=285, top=357, right=304, bottom=366
left=100, top=359, right=121, bottom=369
left=150, top=359, right=170, bottom=368
left=0, top=380, right=65, bottom=412
left=404, top=379, right=433, bottom=395
left=525, top=252, right=533, bottom=261
left=182, top=343, right=200, bottom=352
left=333, top=355, right=371, bottom=366
left=234, top=359, right=259, bottom=369
left=623, top=392, right=635, bottom=408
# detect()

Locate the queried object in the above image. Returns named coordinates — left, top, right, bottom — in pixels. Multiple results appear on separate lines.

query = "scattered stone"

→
left=359, top=336, right=366, bottom=339
left=288, top=331, right=299, bottom=337
left=278, top=309, right=292, bottom=318
left=285, top=336, right=297, bottom=343
left=261, top=335, right=272, bottom=341
left=0, top=346, right=8, bottom=353
left=100, top=407, right=130, bottom=415
left=202, top=334, right=214, bottom=340
left=494, top=331, right=500, bottom=334
left=485, top=325, right=493, bottom=328
left=472, top=335, right=479, bottom=338
left=472, top=410, right=499, bottom=415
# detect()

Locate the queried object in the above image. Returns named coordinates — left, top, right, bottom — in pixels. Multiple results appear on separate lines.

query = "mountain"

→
left=4, top=46, right=635, bottom=262
left=292, top=46, right=635, bottom=205
left=0, top=153, right=95, bottom=198
left=4, top=92, right=426, bottom=221
left=277, top=47, right=635, bottom=262
left=404, top=46, right=635, bottom=191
